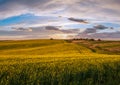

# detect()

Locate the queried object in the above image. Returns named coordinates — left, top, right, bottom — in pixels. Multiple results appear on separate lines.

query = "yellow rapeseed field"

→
left=0, top=39, right=120, bottom=85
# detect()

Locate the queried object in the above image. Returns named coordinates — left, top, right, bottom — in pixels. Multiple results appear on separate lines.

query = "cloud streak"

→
left=68, top=18, right=88, bottom=24
left=12, top=27, right=32, bottom=32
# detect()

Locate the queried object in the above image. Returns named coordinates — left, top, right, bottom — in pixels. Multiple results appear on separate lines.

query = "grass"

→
left=0, top=39, right=120, bottom=85
left=73, top=40, right=120, bottom=55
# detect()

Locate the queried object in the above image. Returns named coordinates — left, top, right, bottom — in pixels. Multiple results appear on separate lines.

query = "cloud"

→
left=12, top=27, right=32, bottom=32
left=0, top=25, right=81, bottom=40
left=45, top=26, right=59, bottom=30
left=0, top=0, right=65, bottom=19
left=62, top=0, right=120, bottom=23
left=82, top=28, right=97, bottom=34
left=45, top=25, right=80, bottom=33
left=81, top=25, right=114, bottom=34
left=68, top=18, right=88, bottom=24
left=94, top=25, right=109, bottom=30
left=0, top=0, right=120, bottom=23
left=0, top=26, right=120, bottom=40
left=61, top=29, right=80, bottom=33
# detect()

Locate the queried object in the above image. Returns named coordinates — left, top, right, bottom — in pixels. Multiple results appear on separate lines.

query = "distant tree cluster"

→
left=72, top=38, right=102, bottom=41
left=98, top=39, right=102, bottom=41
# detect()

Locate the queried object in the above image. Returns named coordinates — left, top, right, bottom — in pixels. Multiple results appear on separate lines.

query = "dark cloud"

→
left=110, top=27, right=114, bottom=29
left=45, top=26, right=59, bottom=30
left=82, top=25, right=114, bottom=34
left=94, top=25, right=108, bottom=30
left=61, top=29, right=80, bottom=33
left=68, top=17, right=88, bottom=24
left=45, top=26, right=80, bottom=33
left=82, top=28, right=97, bottom=34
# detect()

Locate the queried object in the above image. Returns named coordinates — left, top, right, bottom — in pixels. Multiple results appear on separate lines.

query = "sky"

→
left=0, top=0, right=120, bottom=40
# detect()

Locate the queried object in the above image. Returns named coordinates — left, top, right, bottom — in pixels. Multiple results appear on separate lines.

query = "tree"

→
left=50, top=38, right=53, bottom=40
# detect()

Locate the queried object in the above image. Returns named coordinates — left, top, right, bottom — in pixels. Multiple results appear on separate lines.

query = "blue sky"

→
left=0, top=0, right=120, bottom=40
